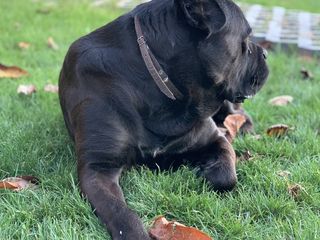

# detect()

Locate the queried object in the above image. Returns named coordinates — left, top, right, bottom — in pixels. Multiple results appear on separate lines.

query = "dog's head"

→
left=176, top=0, right=269, bottom=103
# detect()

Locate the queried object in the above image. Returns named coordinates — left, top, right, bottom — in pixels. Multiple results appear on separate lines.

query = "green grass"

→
left=0, top=0, right=319, bottom=239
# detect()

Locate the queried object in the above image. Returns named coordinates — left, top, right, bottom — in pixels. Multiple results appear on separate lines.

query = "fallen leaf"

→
left=277, top=170, right=291, bottom=178
left=0, top=176, right=39, bottom=191
left=299, top=54, right=315, bottom=63
left=252, top=134, right=262, bottom=140
left=266, top=124, right=290, bottom=137
left=149, top=216, right=212, bottom=240
left=17, top=84, right=36, bottom=95
left=18, top=42, right=31, bottom=49
left=268, top=95, right=293, bottom=106
left=288, top=184, right=304, bottom=198
left=36, top=8, right=52, bottom=14
left=44, top=83, right=59, bottom=93
left=15, top=22, right=22, bottom=30
left=300, top=68, right=313, bottom=80
left=238, top=150, right=253, bottom=162
left=0, top=63, right=28, bottom=78
left=47, top=37, right=59, bottom=50
left=223, top=114, right=246, bottom=142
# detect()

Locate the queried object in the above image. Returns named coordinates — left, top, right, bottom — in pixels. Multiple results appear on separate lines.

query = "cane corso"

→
left=59, top=0, right=269, bottom=239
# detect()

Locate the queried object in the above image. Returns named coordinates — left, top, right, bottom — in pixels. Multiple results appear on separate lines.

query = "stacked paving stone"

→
left=240, top=3, right=320, bottom=53
left=97, top=0, right=320, bottom=53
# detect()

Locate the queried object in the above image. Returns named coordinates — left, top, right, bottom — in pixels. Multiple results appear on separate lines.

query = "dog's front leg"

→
left=198, top=131, right=237, bottom=192
left=182, top=119, right=238, bottom=192
left=158, top=119, right=237, bottom=192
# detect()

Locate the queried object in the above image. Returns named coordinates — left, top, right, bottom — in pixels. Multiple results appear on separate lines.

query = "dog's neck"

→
left=134, top=15, right=184, bottom=101
left=132, top=0, right=225, bottom=116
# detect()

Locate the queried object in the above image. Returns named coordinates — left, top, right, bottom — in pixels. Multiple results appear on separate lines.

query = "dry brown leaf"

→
left=15, top=22, right=22, bottom=30
left=149, top=216, right=212, bottom=240
left=47, top=37, right=59, bottom=50
left=266, top=124, right=290, bottom=137
left=0, top=176, right=39, bottom=191
left=17, top=84, right=36, bottom=95
left=223, top=114, right=246, bottom=142
left=0, top=64, right=28, bottom=78
left=277, top=170, right=291, bottom=178
left=288, top=184, right=304, bottom=198
left=36, top=8, right=52, bottom=14
left=238, top=150, right=253, bottom=162
left=44, top=83, right=59, bottom=93
left=300, top=68, right=314, bottom=80
left=18, top=42, right=31, bottom=49
left=268, top=96, right=293, bottom=106
left=252, top=134, right=262, bottom=140
left=299, top=54, right=315, bottom=63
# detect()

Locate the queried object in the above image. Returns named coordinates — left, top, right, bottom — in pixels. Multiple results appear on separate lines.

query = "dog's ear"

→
left=176, top=0, right=226, bottom=35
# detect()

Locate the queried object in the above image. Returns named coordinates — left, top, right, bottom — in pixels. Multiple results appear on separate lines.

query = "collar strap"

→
left=134, top=16, right=183, bottom=100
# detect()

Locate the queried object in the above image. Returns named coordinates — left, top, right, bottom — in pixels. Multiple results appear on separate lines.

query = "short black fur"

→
left=59, top=0, right=268, bottom=239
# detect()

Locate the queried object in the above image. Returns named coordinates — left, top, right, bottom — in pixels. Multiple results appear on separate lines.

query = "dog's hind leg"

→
left=71, top=103, right=150, bottom=240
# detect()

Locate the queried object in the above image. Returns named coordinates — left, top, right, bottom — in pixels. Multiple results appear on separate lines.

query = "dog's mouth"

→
left=233, top=94, right=254, bottom=103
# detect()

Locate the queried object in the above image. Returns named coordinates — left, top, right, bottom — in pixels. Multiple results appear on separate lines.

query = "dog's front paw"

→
left=202, top=160, right=237, bottom=192
left=112, top=229, right=151, bottom=240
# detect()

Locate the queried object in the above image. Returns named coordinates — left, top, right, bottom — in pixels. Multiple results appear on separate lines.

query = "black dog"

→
left=59, top=0, right=268, bottom=239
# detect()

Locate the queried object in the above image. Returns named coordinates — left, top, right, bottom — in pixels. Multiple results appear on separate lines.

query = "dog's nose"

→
left=262, top=49, right=268, bottom=59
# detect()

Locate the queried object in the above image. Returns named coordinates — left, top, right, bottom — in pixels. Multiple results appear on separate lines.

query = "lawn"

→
left=0, top=0, right=319, bottom=239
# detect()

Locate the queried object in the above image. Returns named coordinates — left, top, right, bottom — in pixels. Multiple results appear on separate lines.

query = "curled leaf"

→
left=288, top=183, right=304, bottom=199
left=299, top=54, right=315, bottom=63
left=36, top=8, right=52, bottom=14
left=18, top=42, right=31, bottom=49
left=300, top=68, right=313, bottom=80
left=252, top=134, right=262, bottom=140
left=47, top=37, right=59, bottom=50
left=266, top=124, right=290, bottom=137
left=277, top=170, right=291, bottom=178
left=149, top=216, right=212, bottom=240
left=0, top=63, right=28, bottom=78
left=223, top=114, right=246, bottom=143
left=17, top=84, right=36, bottom=95
left=268, top=96, right=293, bottom=106
left=0, top=176, right=39, bottom=191
left=238, top=150, right=253, bottom=162
left=44, top=84, right=59, bottom=93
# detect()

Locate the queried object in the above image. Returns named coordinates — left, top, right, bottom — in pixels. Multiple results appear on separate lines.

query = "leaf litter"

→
left=17, top=84, right=37, bottom=95
left=268, top=95, right=293, bottom=106
left=0, top=63, right=28, bottom=78
left=222, top=114, right=246, bottom=143
left=149, top=216, right=212, bottom=240
left=0, top=176, right=39, bottom=191
left=44, top=83, right=59, bottom=93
